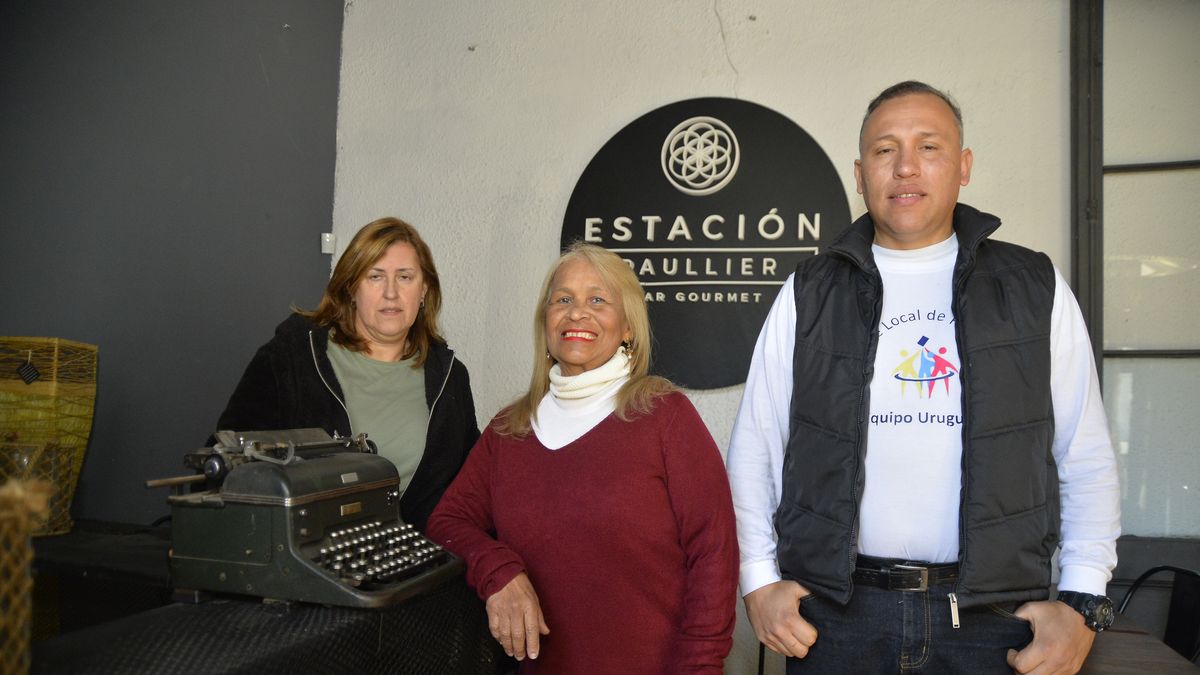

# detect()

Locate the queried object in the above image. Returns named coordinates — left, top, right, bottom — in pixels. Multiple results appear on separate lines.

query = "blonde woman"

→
left=428, top=243, right=737, bottom=672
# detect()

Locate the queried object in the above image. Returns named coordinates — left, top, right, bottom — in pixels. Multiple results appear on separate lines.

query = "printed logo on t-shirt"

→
left=870, top=301, right=963, bottom=430
left=891, top=335, right=959, bottom=399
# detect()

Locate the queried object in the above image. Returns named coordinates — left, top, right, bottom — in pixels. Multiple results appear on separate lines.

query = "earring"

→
left=622, top=340, right=634, bottom=358
left=546, top=351, right=552, bottom=360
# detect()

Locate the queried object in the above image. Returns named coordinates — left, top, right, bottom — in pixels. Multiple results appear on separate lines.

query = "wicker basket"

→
left=0, top=338, right=98, bottom=536
left=0, top=480, right=51, bottom=675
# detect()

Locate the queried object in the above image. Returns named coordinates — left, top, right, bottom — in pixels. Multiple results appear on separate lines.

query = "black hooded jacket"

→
left=214, top=314, right=480, bottom=532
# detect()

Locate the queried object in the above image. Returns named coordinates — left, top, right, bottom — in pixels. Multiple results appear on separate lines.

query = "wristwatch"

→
left=1057, top=591, right=1115, bottom=632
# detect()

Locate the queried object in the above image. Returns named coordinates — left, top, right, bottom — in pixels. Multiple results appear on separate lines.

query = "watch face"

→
left=1093, top=597, right=1115, bottom=629
left=1084, top=595, right=1115, bottom=630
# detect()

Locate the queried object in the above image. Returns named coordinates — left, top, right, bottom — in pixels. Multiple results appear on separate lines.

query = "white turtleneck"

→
left=533, top=347, right=631, bottom=450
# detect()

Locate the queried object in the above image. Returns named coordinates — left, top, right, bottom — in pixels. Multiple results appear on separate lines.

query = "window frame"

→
left=1070, top=0, right=1200, bottom=365
left=1070, top=0, right=1200, bottom=589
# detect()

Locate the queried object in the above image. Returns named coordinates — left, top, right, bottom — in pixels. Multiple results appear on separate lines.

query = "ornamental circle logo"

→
left=563, top=97, right=849, bottom=389
left=661, top=117, right=740, bottom=196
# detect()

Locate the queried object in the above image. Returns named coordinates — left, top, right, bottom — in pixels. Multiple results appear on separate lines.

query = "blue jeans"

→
left=786, top=582, right=1033, bottom=674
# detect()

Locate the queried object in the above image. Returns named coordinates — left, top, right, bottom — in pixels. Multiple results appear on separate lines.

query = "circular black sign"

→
left=562, top=97, right=849, bottom=389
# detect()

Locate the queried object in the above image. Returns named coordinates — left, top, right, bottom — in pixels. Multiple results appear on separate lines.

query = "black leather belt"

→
left=853, top=554, right=959, bottom=592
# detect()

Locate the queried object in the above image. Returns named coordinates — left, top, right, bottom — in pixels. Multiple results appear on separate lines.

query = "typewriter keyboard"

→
left=314, top=520, right=448, bottom=588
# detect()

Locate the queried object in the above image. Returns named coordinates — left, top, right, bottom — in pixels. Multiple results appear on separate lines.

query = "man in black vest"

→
left=727, top=81, right=1120, bottom=674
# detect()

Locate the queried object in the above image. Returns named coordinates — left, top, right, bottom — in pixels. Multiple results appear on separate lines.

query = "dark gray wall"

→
left=1, top=1, right=343, bottom=524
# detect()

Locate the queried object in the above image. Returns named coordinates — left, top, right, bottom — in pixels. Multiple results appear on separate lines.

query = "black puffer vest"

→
left=776, top=203, right=1059, bottom=609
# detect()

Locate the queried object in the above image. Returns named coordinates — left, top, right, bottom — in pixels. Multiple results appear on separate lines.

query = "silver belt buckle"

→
left=893, top=564, right=929, bottom=592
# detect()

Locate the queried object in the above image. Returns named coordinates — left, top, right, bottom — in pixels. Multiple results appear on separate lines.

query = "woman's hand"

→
left=486, top=572, right=550, bottom=661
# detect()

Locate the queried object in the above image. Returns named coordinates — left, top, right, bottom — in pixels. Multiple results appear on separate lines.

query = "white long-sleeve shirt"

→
left=726, top=244, right=1121, bottom=598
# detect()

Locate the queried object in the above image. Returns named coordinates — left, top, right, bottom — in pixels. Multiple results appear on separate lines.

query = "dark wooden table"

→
left=1082, top=614, right=1197, bottom=673
left=32, top=575, right=505, bottom=674
left=31, top=521, right=508, bottom=674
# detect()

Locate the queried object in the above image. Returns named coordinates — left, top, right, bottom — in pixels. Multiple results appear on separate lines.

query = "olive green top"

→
left=327, top=342, right=427, bottom=494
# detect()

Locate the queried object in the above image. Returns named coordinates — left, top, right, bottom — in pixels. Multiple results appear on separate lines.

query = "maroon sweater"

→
left=427, top=391, right=738, bottom=673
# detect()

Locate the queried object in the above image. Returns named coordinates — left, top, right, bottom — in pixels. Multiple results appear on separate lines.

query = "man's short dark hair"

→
left=859, top=80, right=964, bottom=148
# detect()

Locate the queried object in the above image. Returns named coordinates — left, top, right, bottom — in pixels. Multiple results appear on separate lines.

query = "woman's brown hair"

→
left=301, top=217, right=443, bottom=366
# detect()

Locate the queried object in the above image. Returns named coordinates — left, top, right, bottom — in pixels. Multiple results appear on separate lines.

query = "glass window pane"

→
left=1104, top=0, right=1200, bottom=164
left=1103, top=358, right=1200, bottom=537
left=1102, top=169, right=1200, bottom=350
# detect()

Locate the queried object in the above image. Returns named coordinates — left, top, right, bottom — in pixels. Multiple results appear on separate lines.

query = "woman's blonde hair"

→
left=300, top=217, right=443, bottom=367
left=496, top=242, right=672, bottom=437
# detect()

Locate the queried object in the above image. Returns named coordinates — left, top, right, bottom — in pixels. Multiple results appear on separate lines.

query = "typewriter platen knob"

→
left=203, top=454, right=229, bottom=482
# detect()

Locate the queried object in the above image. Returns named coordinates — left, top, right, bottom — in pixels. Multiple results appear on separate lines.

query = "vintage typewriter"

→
left=146, top=428, right=463, bottom=608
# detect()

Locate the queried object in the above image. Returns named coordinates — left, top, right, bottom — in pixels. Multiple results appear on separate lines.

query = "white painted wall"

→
left=333, top=0, right=1069, bottom=446
left=333, top=2, right=1071, bottom=671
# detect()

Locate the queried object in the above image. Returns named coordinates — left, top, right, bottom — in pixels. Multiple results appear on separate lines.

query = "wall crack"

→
left=713, top=0, right=740, bottom=99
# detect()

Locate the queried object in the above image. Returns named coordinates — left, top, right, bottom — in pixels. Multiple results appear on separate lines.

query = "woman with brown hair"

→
left=214, top=217, right=478, bottom=532
left=428, top=243, right=738, bottom=672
